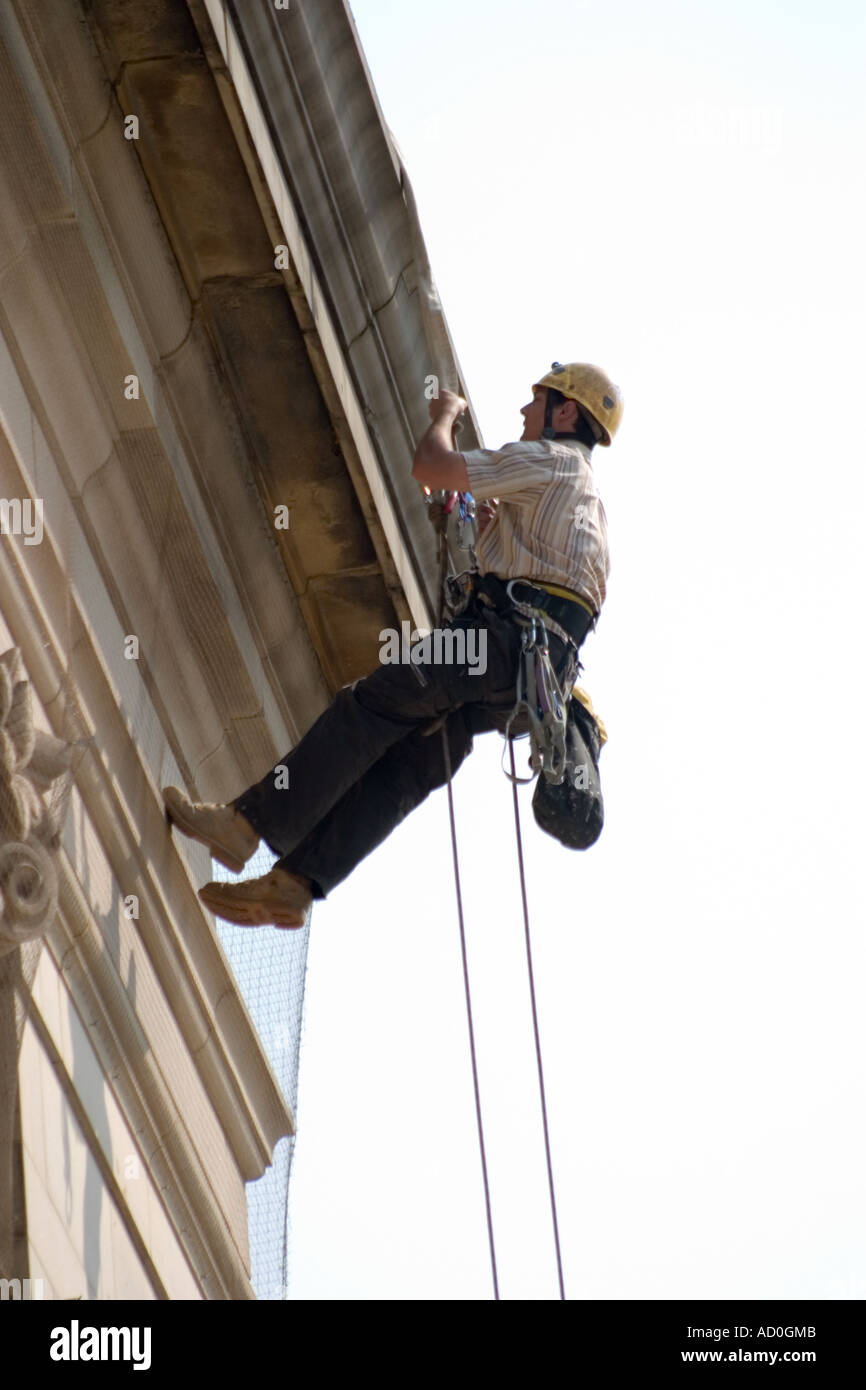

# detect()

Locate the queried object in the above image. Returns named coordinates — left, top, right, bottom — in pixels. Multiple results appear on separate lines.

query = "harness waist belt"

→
left=474, top=574, right=596, bottom=649
left=531, top=581, right=596, bottom=619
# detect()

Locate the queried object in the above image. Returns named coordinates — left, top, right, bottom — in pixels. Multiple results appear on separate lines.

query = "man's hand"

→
left=413, top=389, right=470, bottom=491
left=428, top=389, right=467, bottom=424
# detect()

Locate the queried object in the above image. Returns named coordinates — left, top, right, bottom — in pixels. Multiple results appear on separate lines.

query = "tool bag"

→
left=532, top=693, right=604, bottom=849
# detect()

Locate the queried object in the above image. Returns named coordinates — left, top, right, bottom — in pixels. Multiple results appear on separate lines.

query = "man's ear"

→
left=558, top=397, right=578, bottom=428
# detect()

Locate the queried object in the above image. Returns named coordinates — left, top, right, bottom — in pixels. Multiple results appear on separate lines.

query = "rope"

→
left=430, top=521, right=499, bottom=1300
left=508, top=740, right=567, bottom=1300
left=440, top=723, right=500, bottom=1300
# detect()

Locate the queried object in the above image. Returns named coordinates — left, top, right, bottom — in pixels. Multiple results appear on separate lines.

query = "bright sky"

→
left=285, top=0, right=866, bottom=1300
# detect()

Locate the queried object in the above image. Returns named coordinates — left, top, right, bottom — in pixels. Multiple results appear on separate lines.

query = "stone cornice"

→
left=194, top=0, right=483, bottom=632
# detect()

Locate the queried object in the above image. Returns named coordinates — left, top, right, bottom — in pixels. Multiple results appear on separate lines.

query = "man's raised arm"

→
left=411, top=388, right=470, bottom=491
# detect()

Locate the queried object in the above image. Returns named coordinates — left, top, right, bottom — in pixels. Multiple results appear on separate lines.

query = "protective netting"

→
left=211, top=845, right=310, bottom=1301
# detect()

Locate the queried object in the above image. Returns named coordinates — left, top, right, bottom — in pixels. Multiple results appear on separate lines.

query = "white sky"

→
left=285, top=0, right=866, bottom=1300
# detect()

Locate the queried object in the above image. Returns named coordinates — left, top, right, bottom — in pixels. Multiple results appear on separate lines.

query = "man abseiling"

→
left=163, top=361, right=622, bottom=926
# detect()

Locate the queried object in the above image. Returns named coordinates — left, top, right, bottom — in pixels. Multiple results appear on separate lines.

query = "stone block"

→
left=0, top=242, right=114, bottom=492
left=80, top=439, right=247, bottom=777
left=305, top=571, right=397, bottom=687
left=0, top=161, right=31, bottom=274
left=17, top=0, right=112, bottom=144
left=201, top=277, right=378, bottom=578
left=0, top=35, right=75, bottom=225
left=155, top=315, right=329, bottom=735
left=33, top=218, right=155, bottom=436
left=116, top=54, right=274, bottom=296
left=84, top=0, right=202, bottom=84
left=78, top=114, right=193, bottom=360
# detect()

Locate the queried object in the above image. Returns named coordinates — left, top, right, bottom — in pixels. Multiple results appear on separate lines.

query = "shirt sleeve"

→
left=460, top=441, right=563, bottom=502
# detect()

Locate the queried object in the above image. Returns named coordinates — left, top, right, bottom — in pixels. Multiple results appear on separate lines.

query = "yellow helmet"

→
left=532, top=361, right=624, bottom=446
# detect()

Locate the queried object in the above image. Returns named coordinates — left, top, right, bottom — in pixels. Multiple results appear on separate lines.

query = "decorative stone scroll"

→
left=0, top=648, right=76, bottom=957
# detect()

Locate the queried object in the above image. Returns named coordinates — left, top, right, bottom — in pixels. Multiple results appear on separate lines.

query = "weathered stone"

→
left=117, top=54, right=274, bottom=295
left=201, top=277, right=379, bottom=580
left=84, top=0, right=202, bottom=84
left=78, top=115, right=193, bottom=359
left=16, top=0, right=112, bottom=144
left=304, top=572, right=399, bottom=686
left=0, top=240, right=115, bottom=491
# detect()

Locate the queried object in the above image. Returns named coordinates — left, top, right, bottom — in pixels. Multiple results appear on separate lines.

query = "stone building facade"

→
left=0, top=0, right=475, bottom=1299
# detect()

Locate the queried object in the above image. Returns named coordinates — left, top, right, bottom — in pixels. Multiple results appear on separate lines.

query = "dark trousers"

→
left=232, top=597, right=580, bottom=898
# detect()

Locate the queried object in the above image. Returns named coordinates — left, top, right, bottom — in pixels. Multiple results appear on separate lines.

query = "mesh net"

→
left=210, top=844, right=310, bottom=1301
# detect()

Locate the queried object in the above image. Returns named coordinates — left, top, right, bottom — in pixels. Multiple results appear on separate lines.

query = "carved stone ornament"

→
left=0, top=648, right=76, bottom=957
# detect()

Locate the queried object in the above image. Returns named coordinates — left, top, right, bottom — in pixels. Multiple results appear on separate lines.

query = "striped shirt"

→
left=460, top=438, right=610, bottom=615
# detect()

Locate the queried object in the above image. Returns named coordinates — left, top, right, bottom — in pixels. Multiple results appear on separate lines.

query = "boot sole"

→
left=198, top=885, right=307, bottom=929
left=163, top=792, right=248, bottom=874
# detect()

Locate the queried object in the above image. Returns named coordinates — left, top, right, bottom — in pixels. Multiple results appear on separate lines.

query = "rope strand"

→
left=509, top=740, right=567, bottom=1300
left=433, top=517, right=499, bottom=1300
left=441, top=723, right=500, bottom=1300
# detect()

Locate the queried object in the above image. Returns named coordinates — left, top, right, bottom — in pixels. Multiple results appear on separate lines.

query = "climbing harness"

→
left=501, top=586, right=570, bottom=787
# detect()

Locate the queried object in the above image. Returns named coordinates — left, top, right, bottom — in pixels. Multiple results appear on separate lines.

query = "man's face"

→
left=520, top=387, right=548, bottom=441
left=520, top=386, right=576, bottom=440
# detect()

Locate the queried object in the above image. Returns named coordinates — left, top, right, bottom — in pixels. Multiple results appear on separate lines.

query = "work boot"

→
left=197, top=868, right=311, bottom=929
left=162, top=785, right=259, bottom=874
